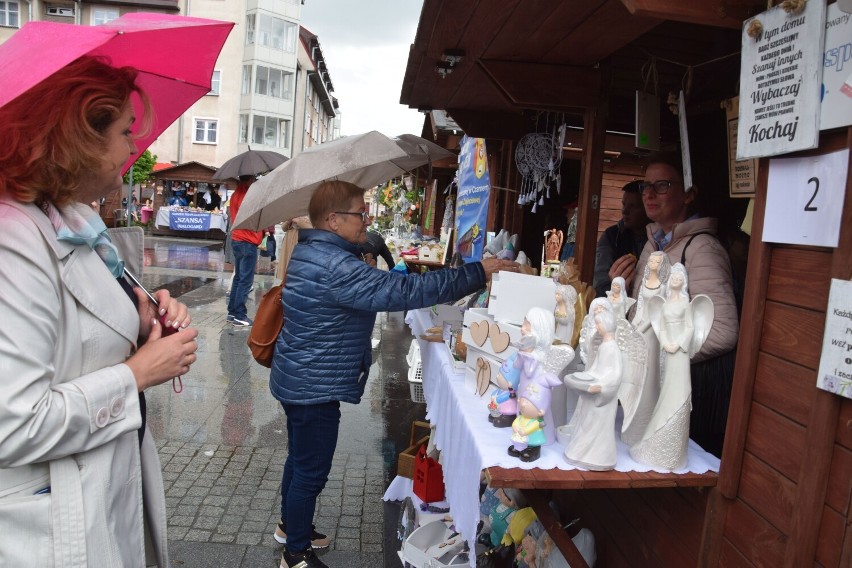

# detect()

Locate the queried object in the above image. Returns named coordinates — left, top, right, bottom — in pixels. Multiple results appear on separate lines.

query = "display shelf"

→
left=484, top=465, right=718, bottom=490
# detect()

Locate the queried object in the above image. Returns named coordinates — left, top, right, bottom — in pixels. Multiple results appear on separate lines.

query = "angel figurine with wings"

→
left=620, top=251, right=671, bottom=446
left=630, top=263, right=714, bottom=470
left=561, top=309, right=623, bottom=470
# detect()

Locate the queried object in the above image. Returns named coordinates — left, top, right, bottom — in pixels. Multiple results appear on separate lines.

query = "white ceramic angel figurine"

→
left=553, top=284, right=577, bottom=345
left=621, top=251, right=671, bottom=446
left=606, top=276, right=635, bottom=322
left=561, top=309, right=623, bottom=470
left=577, top=297, right=613, bottom=366
left=630, top=263, right=714, bottom=470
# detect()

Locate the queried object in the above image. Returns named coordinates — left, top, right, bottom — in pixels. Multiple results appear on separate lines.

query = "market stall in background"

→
left=150, top=161, right=231, bottom=240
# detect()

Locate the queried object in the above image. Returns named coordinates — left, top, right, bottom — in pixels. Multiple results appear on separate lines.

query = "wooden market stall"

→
left=149, top=161, right=230, bottom=240
left=400, top=1, right=851, bottom=566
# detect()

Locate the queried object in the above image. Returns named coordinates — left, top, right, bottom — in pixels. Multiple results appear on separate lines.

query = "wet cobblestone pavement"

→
left=140, top=237, right=424, bottom=567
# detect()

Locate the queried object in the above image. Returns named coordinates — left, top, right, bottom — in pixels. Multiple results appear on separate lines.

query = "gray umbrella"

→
left=212, top=147, right=288, bottom=180
left=232, top=131, right=455, bottom=231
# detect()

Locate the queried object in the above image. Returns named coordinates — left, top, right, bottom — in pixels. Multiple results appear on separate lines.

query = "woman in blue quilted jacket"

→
left=272, top=180, right=518, bottom=568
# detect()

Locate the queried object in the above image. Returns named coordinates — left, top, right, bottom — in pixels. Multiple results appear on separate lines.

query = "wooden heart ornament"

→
left=469, top=320, right=489, bottom=347
left=475, top=357, right=491, bottom=396
left=488, top=322, right=511, bottom=353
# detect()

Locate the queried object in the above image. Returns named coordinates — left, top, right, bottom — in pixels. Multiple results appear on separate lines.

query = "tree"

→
left=123, top=149, right=157, bottom=185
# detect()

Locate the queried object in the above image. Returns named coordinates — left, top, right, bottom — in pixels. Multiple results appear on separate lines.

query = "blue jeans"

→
left=280, top=401, right=341, bottom=552
left=227, top=240, right=257, bottom=320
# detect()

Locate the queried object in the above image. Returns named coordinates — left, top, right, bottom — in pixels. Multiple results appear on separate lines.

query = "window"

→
left=247, top=12, right=297, bottom=52
left=245, top=13, right=255, bottom=45
left=92, top=7, right=119, bottom=26
left=208, top=70, right=221, bottom=96
left=255, top=66, right=268, bottom=97
left=238, top=114, right=248, bottom=144
left=280, top=119, right=291, bottom=149
left=251, top=115, right=289, bottom=148
left=241, top=65, right=251, bottom=95
left=0, top=2, right=19, bottom=27
left=255, top=66, right=292, bottom=100
left=194, top=118, right=218, bottom=144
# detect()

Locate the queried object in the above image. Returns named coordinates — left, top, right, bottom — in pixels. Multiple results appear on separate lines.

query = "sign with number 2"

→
left=763, top=149, right=849, bottom=248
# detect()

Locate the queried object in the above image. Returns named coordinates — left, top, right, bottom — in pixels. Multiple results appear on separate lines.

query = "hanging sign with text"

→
left=763, top=148, right=848, bottom=248
left=817, top=279, right=852, bottom=400
left=725, top=97, right=758, bottom=198
left=454, top=136, right=491, bottom=263
left=737, top=1, right=826, bottom=159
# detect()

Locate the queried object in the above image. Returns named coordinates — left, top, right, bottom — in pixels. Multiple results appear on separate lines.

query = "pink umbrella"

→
left=0, top=13, right=233, bottom=173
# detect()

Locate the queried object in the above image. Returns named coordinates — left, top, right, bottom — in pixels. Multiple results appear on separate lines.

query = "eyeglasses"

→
left=639, top=180, right=679, bottom=195
left=334, top=210, right=370, bottom=223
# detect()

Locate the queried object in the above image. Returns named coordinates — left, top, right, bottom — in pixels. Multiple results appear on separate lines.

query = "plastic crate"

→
left=406, top=340, right=421, bottom=367
left=408, top=360, right=424, bottom=403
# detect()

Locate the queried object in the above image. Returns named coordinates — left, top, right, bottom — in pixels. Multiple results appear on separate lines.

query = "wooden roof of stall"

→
left=401, top=0, right=766, bottom=139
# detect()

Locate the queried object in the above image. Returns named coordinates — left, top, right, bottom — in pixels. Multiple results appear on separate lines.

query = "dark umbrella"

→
left=212, top=147, right=288, bottom=180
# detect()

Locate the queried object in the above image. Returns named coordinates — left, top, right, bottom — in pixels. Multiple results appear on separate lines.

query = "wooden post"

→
left=718, top=159, right=772, bottom=498
left=575, top=106, right=607, bottom=284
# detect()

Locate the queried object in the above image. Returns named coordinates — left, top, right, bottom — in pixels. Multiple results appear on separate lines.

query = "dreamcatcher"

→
left=514, top=113, right=567, bottom=213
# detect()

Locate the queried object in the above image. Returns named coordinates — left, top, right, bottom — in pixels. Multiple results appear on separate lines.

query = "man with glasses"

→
left=270, top=180, right=520, bottom=568
left=629, top=153, right=739, bottom=458
left=593, top=180, right=650, bottom=297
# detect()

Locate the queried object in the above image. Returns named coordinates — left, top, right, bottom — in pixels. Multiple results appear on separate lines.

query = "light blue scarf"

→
left=44, top=201, right=125, bottom=277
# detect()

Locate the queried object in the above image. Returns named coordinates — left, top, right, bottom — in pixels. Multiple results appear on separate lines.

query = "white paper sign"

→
left=737, top=1, right=826, bottom=159
left=817, top=279, right=852, bottom=399
left=763, top=148, right=849, bottom=247
left=821, top=3, right=852, bottom=130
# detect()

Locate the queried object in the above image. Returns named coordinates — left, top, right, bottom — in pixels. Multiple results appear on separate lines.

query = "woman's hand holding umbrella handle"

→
left=126, top=323, right=199, bottom=392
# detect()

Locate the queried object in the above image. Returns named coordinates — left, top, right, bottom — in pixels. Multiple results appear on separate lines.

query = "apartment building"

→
left=0, top=0, right=340, bottom=169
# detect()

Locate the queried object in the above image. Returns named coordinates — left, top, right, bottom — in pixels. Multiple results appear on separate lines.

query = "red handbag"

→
left=412, top=444, right=445, bottom=503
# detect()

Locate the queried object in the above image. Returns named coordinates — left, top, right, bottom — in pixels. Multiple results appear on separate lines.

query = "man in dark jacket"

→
left=592, top=180, right=649, bottom=297
left=271, top=181, right=518, bottom=568
left=360, top=229, right=395, bottom=269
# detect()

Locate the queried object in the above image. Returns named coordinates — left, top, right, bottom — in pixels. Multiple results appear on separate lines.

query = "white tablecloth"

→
left=155, top=208, right=227, bottom=231
left=400, top=307, right=721, bottom=566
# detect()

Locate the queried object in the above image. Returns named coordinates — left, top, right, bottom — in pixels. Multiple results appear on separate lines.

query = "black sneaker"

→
left=280, top=548, right=328, bottom=568
left=274, top=520, right=331, bottom=548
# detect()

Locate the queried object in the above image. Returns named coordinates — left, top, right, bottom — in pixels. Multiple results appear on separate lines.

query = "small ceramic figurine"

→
left=553, top=284, right=578, bottom=344
left=504, top=308, right=563, bottom=461
left=630, top=263, right=714, bottom=470
left=477, top=487, right=527, bottom=548
left=606, top=276, right=636, bottom=322
left=509, top=370, right=561, bottom=462
left=561, top=309, right=623, bottom=471
left=488, top=352, right=521, bottom=428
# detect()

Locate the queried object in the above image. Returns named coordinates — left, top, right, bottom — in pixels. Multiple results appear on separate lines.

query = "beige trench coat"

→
left=0, top=198, right=169, bottom=567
